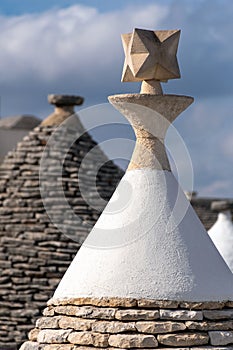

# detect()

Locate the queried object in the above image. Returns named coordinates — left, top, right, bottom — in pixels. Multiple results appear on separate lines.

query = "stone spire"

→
left=54, top=28, right=233, bottom=302
left=208, top=200, right=233, bottom=272
left=41, top=94, right=84, bottom=126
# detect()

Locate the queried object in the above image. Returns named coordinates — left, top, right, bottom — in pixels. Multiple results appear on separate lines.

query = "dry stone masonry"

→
left=21, top=298, right=233, bottom=349
left=0, top=95, right=123, bottom=349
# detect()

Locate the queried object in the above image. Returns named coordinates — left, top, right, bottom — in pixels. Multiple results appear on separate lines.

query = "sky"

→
left=0, top=0, right=232, bottom=197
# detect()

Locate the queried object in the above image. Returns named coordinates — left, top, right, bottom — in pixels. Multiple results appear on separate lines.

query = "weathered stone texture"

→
left=160, top=309, right=203, bottom=321
left=92, top=320, right=136, bottom=333
left=137, top=299, right=179, bottom=309
left=209, top=331, right=233, bottom=345
left=157, top=333, right=209, bottom=346
left=68, top=331, right=109, bottom=347
left=49, top=297, right=137, bottom=308
left=136, top=321, right=186, bottom=333
left=44, top=345, right=74, bottom=350
left=19, top=299, right=233, bottom=350
left=115, top=309, right=159, bottom=321
left=108, top=333, right=158, bottom=348
left=20, top=341, right=44, bottom=350
left=180, top=302, right=225, bottom=310
left=204, top=310, right=233, bottom=320
left=37, top=329, right=72, bottom=344
left=54, top=306, right=116, bottom=320
left=186, top=321, right=233, bottom=331
left=36, top=316, right=61, bottom=329
left=59, top=317, right=94, bottom=331
left=0, top=124, right=123, bottom=349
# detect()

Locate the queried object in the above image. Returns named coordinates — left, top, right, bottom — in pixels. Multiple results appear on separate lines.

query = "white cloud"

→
left=0, top=4, right=168, bottom=82
left=0, top=0, right=233, bottom=197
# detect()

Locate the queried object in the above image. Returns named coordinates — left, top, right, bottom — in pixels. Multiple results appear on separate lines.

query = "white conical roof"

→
left=55, top=27, right=233, bottom=303
left=55, top=168, right=233, bottom=301
left=208, top=210, right=233, bottom=272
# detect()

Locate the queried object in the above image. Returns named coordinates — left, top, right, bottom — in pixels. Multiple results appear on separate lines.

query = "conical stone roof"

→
left=0, top=95, right=123, bottom=350
left=0, top=115, right=40, bottom=130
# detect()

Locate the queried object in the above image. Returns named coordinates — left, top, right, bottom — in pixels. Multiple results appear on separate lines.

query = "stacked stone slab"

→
left=21, top=298, right=233, bottom=350
left=0, top=95, right=123, bottom=350
left=19, top=29, right=233, bottom=350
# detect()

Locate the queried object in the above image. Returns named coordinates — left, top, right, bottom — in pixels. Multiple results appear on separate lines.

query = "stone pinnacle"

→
left=41, top=94, right=84, bottom=126
left=48, top=94, right=84, bottom=107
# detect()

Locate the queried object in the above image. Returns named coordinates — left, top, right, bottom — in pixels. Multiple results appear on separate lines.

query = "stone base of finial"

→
left=108, top=94, right=193, bottom=171
left=41, top=106, right=75, bottom=126
left=20, top=297, right=233, bottom=350
left=140, top=80, right=163, bottom=95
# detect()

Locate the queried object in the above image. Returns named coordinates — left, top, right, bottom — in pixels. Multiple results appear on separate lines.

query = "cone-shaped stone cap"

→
left=208, top=201, right=233, bottom=272
left=48, top=94, right=84, bottom=106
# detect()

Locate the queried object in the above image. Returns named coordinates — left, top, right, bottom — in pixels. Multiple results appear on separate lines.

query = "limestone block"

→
left=160, top=309, right=203, bottom=321
left=186, top=321, right=233, bottom=331
left=115, top=309, right=159, bottom=321
left=157, top=332, right=209, bottom=346
left=20, top=341, right=43, bottom=350
left=43, top=307, right=55, bottom=317
left=108, top=334, right=158, bottom=348
left=180, top=302, right=225, bottom=310
left=68, top=331, right=109, bottom=347
left=49, top=297, right=137, bottom=308
left=209, top=331, right=233, bottom=345
left=28, top=328, right=40, bottom=341
left=36, top=316, right=61, bottom=329
left=92, top=320, right=136, bottom=333
left=59, top=316, right=94, bottom=331
left=204, top=310, right=233, bottom=320
left=37, top=329, right=72, bottom=344
left=137, top=299, right=179, bottom=309
left=136, top=321, right=186, bottom=333
left=54, top=306, right=116, bottom=320
left=44, top=345, right=74, bottom=350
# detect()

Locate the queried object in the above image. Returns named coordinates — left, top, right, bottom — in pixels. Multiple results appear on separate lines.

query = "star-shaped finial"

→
left=121, top=28, right=181, bottom=83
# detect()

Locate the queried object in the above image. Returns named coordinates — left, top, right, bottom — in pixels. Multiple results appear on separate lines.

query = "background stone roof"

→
left=191, top=197, right=232, bottom=231
left=0, top=120, right=123, bottom=350
left=0, top=115, right=41, bottom=164
left=0, top=115, right=40, bottom=130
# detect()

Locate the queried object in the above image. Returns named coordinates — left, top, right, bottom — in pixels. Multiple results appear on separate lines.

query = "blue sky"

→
left=0, top=0, right=173, bottom=15
left=0, top=0, right=232, bottom=197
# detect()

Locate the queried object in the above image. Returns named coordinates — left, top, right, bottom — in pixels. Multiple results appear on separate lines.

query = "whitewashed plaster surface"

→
left=208, top=211, right=233, bottom=272
left=55, top=169, right=233, bottom=301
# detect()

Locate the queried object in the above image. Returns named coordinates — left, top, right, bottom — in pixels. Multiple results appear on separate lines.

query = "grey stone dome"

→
left=0, top=99, right=123, bottom=349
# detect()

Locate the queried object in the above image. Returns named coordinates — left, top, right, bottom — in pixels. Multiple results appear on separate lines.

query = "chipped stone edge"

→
left=47, top=298, right=232, bottom=310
